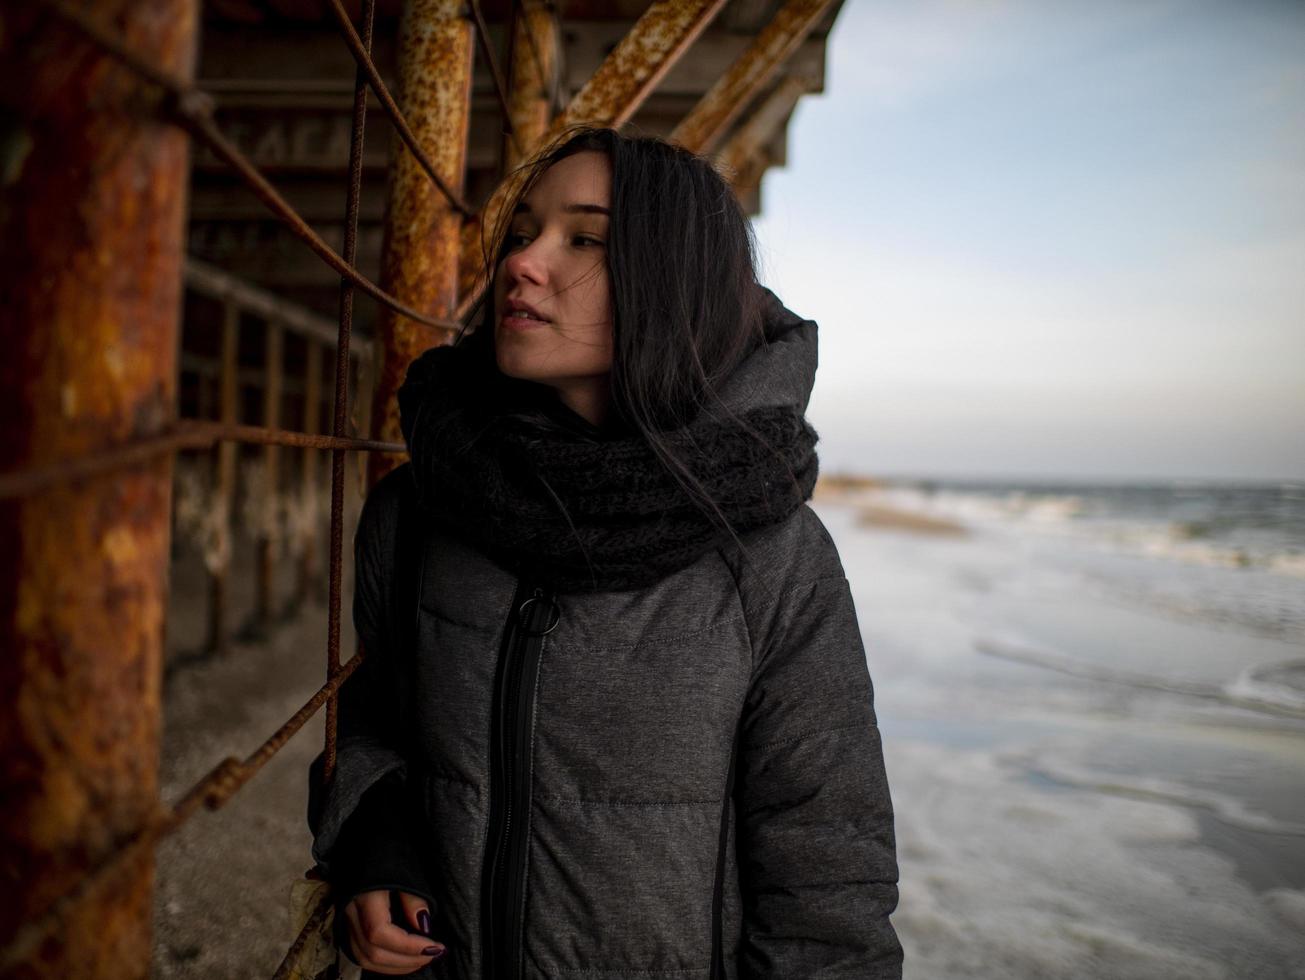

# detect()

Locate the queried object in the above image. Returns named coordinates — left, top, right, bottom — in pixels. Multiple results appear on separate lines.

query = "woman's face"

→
left=493, top=150, right=615, bottom=424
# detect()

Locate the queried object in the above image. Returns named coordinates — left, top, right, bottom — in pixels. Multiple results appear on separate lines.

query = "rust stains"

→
left=671, top=0, right=835, bottom=155
left=0, top=1, right=198, bottom=976
left=368, top=0, right=470, bottom=484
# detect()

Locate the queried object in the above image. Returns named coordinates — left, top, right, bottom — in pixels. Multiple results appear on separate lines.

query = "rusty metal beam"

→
left=670, top=0, right=836, bottom=155
left=502, top=0, right=559, bottom=173
left=184, top=258, right=367, bottom=358
left=715, top=73, right=812, bottom=188
left=0, top=1, right=198, bottom=976
left=457, top=0, right=729, bottom=316
left=368, top=0, right=473, bottom=482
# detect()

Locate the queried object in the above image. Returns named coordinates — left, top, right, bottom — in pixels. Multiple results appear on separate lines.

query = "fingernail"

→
left=423, top=945, right=446, bottom=958
left=417, top=909, right=431, bottom=935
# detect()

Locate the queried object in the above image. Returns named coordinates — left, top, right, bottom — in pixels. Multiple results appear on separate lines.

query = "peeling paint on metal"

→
left=0, top=1, right=197, bottom=975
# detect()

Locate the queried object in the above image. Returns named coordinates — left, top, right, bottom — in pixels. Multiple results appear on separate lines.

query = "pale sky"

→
left=751, top=0, right=1305, bottom=483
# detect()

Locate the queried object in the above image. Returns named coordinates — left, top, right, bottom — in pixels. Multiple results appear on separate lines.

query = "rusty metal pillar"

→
left=0, top=2, right=197, bottom=977
left=502, top=0, right=558, bottom=172
left=368, top=0, right=472, bottom=483
left=207, top=299, right=240, bottom=652
left=256, top=319, right=284, bottom=625
left=296, top=340, right=322, bottom=606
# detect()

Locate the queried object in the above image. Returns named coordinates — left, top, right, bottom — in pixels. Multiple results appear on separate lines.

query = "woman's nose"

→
left=502, top=238, right=547, bottom=286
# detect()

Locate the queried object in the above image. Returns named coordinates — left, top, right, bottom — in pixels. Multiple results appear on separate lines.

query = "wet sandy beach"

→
left=816, top=486, right=1305, bottom=979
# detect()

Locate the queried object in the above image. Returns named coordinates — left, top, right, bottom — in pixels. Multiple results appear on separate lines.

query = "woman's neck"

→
left=555, top=376, right=612, bottom=428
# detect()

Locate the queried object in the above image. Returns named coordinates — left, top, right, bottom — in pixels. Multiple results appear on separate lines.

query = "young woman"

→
left=308, top=127, right=902, bottom=978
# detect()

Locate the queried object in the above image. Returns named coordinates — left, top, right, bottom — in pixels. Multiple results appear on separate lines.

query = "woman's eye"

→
left=506, top=232, right=530, bottom=247
left=574, top=236, right=605, bottom=248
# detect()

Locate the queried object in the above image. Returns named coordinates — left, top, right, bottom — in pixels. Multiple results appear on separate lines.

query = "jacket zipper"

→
left=482, top=579, right=558, bottom=980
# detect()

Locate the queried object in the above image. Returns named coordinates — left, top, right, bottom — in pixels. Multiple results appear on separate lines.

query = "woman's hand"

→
left=342, top=889, right=446, bottom=974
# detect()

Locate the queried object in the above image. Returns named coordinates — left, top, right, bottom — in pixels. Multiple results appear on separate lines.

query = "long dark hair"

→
left=456, top=125, right=798, bottom=548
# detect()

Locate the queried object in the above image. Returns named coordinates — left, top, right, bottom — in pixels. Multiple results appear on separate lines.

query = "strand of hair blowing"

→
left=598, top=132, right=809, bottom=553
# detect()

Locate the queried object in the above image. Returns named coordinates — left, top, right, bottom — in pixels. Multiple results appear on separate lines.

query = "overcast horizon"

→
left=750, top=0, right=1304, bottom=485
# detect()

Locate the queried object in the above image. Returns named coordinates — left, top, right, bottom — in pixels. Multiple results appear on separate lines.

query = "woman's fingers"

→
left=397, top=890, right=433, bottom=937
left=344, top=890, right=446, bottom=974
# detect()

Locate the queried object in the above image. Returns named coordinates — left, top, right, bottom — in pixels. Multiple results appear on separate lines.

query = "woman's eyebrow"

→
left=513, top=201, right=610, bottom=217
left=562, top=203, right=610, bottom=216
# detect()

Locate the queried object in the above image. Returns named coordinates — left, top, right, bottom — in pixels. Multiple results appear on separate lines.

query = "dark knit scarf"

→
left=397, top=341, right=819, bottom=593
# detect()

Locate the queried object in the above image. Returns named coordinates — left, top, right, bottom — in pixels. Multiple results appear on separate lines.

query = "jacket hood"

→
left=716, top=284, right=819, bottom=419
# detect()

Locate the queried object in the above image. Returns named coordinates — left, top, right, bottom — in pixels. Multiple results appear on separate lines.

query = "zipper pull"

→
left=517, top=585, right=560, bottom=636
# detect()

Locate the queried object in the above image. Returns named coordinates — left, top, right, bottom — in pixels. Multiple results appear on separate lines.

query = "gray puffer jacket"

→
left=308, top=301, right=902, bottom=978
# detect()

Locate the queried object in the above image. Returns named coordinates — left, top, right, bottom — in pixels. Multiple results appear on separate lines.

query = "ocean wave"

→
left=974, top=635, right=1305, bottom=722
left=865, top=481, right=1305, bottom=578
left=1018, top=758, right=1305, bottom=837
left=1228, top=660, right=1305, bottom=713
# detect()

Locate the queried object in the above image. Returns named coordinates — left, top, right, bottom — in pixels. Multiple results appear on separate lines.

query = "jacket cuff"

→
left=327, top=772, right=437, bottom=913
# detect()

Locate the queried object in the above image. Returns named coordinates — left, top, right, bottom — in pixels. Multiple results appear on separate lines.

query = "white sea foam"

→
left=1227, top=660, right=1305, bottom=714
left=1270, top=552, right=1305, bottom=578
left=1263, top=888, right=1305, bottom=932
left=812, top=495, right=1305, bottom=978
left=848, top=481, right=1305, bottom=580
left=887, top=740, right=1305, bottom=980
left=973, top=634, right=1305, bottom=722
left=1017, top=758, right=1305, bottom=837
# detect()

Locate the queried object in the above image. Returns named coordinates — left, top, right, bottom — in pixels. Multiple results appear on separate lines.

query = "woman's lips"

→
left=500, top=312, right=550, bottom=330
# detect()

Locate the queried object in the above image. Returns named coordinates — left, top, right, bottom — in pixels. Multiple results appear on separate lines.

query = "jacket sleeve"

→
left=734, top=566, right=902, bottom=978
left=306, top=466, right=435, bottom=914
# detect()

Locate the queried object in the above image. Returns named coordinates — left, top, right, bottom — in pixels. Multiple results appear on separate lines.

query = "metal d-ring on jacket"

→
left=307, top=307, right=903, bottom=979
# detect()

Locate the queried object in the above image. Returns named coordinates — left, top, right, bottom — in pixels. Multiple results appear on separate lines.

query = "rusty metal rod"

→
left=166, top=650, right=364, bottom=825
left=34, top=0, right=461, bottom=333
left=270, top=886, right=336, bottom=980
left=297, top=340, right=323, bottom=606
left=322, top=0, right=471, bottom=216
left=256, top=321, right=285, bottom=627
left=181, top=109, right=461, bottom=331
left=324, top=0, right=378, bottom=783
left=207, top=300, right=241, bottom=653
left=0, top=652, right=365, bottom=972
left=187, top=421, right=404, bottom=453
left=469, top=0, right=525, bottom=161
left=0, top=420, right=405, bottom=502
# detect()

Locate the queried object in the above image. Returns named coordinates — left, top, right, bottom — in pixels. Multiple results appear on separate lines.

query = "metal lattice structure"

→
left=0, top=1, right=843, bottom=975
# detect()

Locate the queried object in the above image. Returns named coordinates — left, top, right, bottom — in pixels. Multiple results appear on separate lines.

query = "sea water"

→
left=812, top=479, right=1305, bottom=980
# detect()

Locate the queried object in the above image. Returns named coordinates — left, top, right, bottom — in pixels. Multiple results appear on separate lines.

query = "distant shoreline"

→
left=813, top=477, right=968, bottom=536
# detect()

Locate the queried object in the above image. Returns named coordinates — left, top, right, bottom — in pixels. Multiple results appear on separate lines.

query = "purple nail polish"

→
left=422, top=945, right=446, bottom=958
left=417, top=909, right=431, bottom=935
